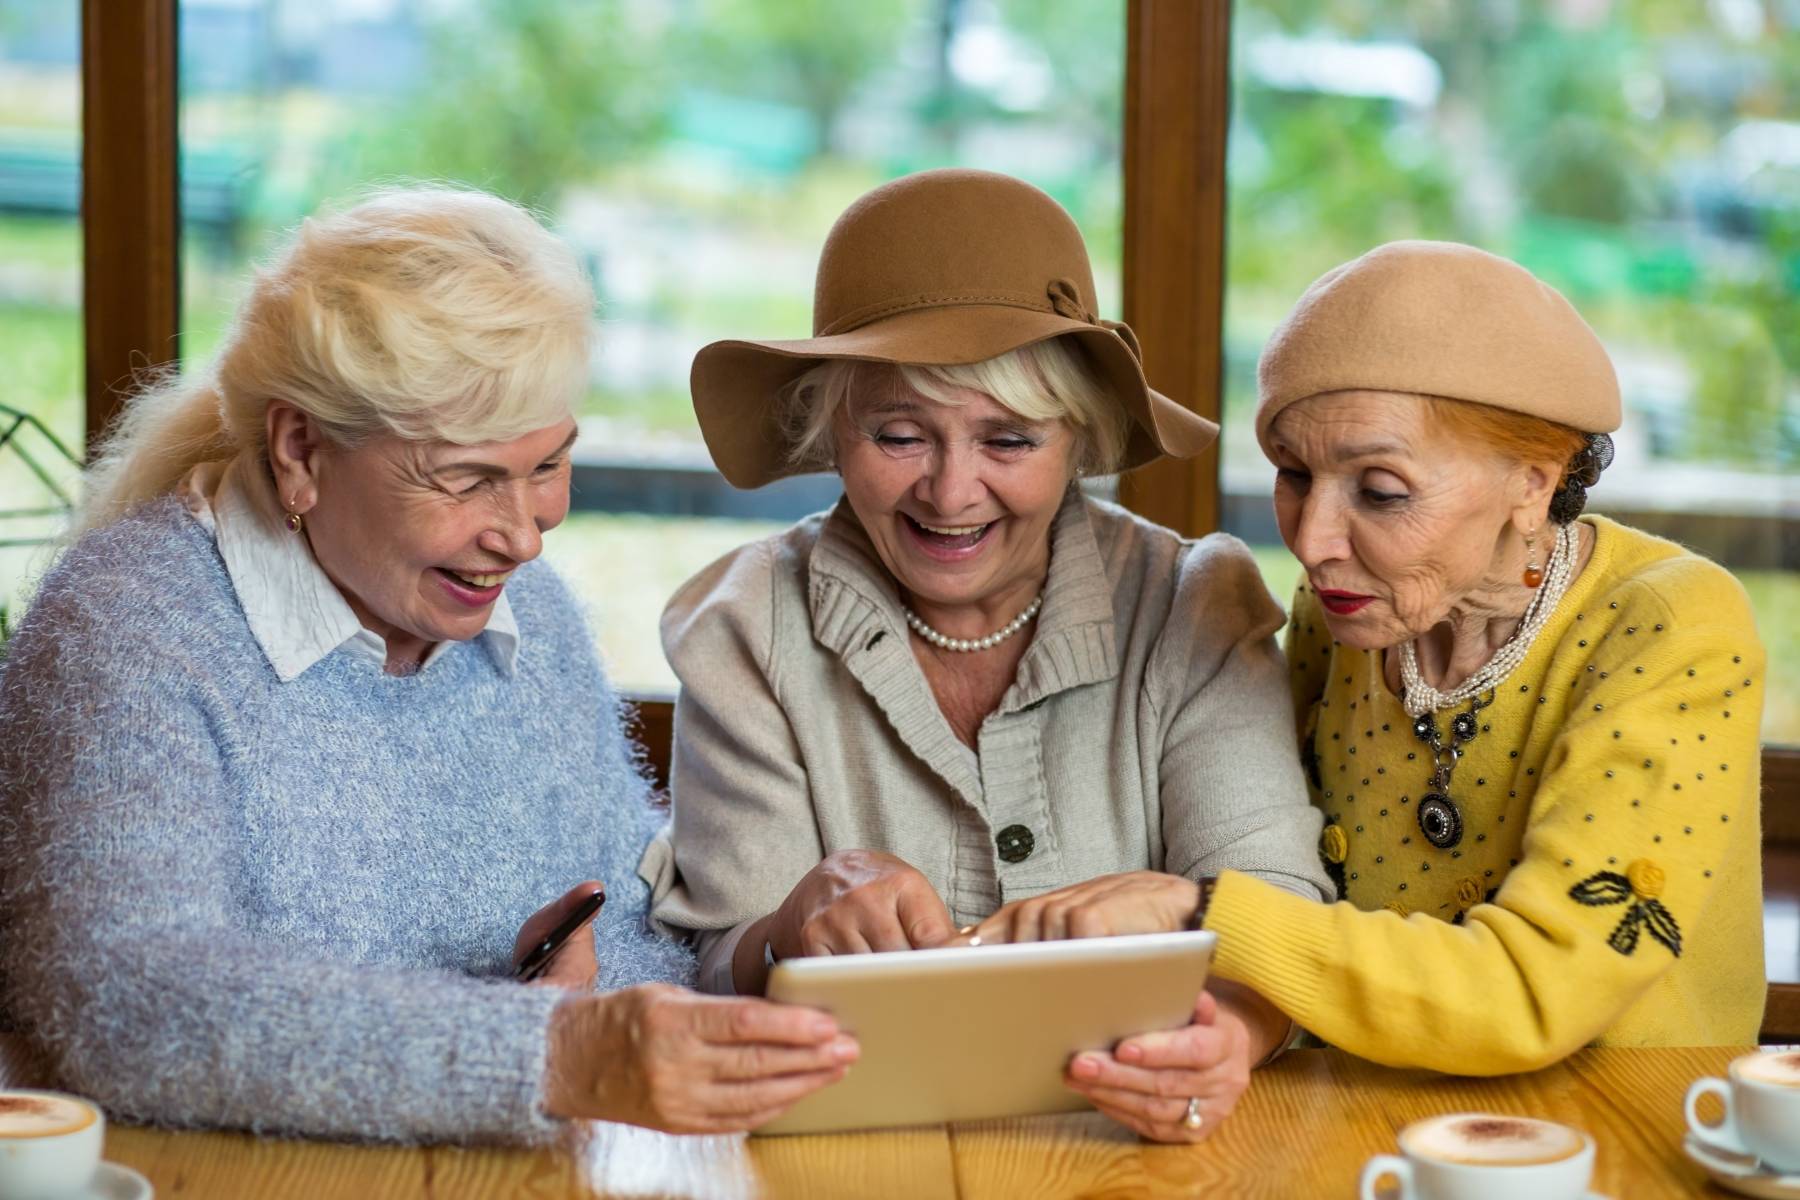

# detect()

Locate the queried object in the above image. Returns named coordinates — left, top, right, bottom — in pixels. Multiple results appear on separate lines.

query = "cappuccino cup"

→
left=1359, top=1113, right=1594, bottom=1200
left=1686, top=1049, right=1800, bottom=1174
left=0, top=1090, right=104, bottom=1200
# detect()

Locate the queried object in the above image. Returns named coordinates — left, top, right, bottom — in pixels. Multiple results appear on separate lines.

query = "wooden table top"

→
left=100, top=1045, right=1752, bottom=1199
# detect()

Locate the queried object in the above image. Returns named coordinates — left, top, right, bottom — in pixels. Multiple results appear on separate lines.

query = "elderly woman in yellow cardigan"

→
left=957, top=241, right=1767, bottom=1073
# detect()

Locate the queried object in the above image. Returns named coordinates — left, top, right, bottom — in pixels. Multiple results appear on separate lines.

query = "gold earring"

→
left=1521, top=527, right=1542, bottom=588
left=285, top=496, right=303, bottom=534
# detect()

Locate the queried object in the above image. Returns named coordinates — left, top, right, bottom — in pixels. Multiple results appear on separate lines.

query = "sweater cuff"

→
left=488, top=982, right=573, bottom=1146
left=1202, top=869, right=1337, bottom=1033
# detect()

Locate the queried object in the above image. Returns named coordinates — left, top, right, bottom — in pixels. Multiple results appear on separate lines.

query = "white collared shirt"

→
left=178, top=459, right=520, bottom=682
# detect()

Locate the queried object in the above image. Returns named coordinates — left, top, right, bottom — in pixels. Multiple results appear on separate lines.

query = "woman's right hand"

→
left=767, top=849, right=954, bottom=959
left=543, top=984, right=858, bottom=1133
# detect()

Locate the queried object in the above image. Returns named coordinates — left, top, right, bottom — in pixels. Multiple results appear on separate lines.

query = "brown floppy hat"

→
left=691, top=168, right=1219, bottom=488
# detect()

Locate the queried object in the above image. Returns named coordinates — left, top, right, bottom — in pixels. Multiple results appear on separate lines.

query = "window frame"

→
left=76, top=0, right=1797, bottom=793
left=80, top=0, right=1228, bottom=539
left=81, top=0, right=180, bottom=450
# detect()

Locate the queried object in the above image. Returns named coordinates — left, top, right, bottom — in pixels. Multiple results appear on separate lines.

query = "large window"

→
left=0, top=3, right=81, bottom=633
left=7, top=3, right=1791, bottom=748
left=1223, top=2, right=1799, bottom=743
left=177, top=0, right=1125, bottom=693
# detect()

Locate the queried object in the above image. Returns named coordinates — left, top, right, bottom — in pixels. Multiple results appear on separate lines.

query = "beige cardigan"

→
left=640, top=491, right=1332, bottom=990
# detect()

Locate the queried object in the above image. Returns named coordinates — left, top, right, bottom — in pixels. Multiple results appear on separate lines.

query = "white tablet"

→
left=755, top=930, right=1215, bottom=1136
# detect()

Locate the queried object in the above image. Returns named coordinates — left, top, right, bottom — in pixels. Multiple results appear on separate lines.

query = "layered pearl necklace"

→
left=1396, top=521, right=1579, bottom=850
left=1398, top=521, right=1579, bottom=719
left=904, top=594, right=1043, bottom=653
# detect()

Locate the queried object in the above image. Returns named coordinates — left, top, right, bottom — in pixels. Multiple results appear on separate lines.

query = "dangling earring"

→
left=285, top=496, right=304, bottom=534
left=1521, top=526, right=1542, bottom=588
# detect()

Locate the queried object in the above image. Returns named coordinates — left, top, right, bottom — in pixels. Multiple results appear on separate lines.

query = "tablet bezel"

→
left=757, top=930, right=1216, bottom=1136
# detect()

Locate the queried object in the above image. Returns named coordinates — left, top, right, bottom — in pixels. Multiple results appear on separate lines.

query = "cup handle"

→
left=1686, top=1076, right=1746, bottom=1154
left=1360, top=1153, right=1413, bottom=1200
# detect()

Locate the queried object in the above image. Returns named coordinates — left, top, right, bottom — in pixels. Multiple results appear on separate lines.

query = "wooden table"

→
left=101, top=1046, right=1749, bottom=1198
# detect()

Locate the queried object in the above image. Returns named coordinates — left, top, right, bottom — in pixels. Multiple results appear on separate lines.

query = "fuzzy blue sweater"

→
left=0, top=497, right=693, bottom=1143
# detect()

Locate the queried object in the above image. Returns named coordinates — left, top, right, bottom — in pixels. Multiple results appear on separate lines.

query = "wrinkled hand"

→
left=544, top=984, right=859, bottom=1133
left=1064, top=990, right=1251, bottom=1143
left=945, top=871, right=1198, bottom=946
left=769, top=850, right=954, bottom=958
left=512, top=880, right=604, bottom=989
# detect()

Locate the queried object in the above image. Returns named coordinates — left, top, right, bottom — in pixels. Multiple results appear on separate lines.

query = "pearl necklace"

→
left=1399, top=522, right=1579, bottom=719
left=903, top=594, right=1043, bottom=653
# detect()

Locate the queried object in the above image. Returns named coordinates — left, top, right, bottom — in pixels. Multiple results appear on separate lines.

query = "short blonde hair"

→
left=778, top=337, right=1130, bottom=477
left=79, top=185, right=593, bottom=535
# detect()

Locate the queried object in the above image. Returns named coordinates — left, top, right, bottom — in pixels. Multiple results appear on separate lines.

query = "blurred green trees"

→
left=1226, top=0, right=1797, bottom=464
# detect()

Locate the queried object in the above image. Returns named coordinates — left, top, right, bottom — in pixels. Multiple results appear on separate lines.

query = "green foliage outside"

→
left=1225, top=2, right=1798, bottom=465
left=1, top=0, right=1794, bottom=730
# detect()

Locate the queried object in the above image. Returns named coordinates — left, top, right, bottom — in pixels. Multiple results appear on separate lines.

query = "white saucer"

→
left=1684, top=1133, right=1800, bottom=1198
left=88, top=1161, right=153, bottom=1200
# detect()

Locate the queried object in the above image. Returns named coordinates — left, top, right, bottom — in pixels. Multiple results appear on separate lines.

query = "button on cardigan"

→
left=641, top=490, right=1333, bottom=989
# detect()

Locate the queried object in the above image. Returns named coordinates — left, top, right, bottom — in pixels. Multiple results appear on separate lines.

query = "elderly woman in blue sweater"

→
left=0, top=188, right=854, bottom=1143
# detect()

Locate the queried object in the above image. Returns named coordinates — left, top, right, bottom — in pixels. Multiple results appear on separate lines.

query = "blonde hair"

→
left=78, top=186, right=594, bottom=536
left=778, top=337, right=1132, bottom=477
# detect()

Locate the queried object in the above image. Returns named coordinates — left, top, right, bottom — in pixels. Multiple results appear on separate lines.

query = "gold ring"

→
left=1183, top=1097, right=1203, bottom=1130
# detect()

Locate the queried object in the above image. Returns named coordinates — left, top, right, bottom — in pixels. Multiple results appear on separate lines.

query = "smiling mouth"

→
left=902, top=513, right=995, bottom=551
left=443, top=567, right=512, bottom=588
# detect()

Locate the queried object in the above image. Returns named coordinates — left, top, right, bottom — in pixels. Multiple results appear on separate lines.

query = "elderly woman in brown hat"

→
left=958, top=240, right=1768, bottom=1074
left=640, top=168, right=1332, bottom=1142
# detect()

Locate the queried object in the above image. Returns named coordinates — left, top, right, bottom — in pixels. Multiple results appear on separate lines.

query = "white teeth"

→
left=915, top=520, right=989, bottom=536
left=449, top=570, right=509, bottom=588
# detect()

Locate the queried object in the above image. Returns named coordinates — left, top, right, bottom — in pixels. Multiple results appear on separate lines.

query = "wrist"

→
left=1209, top=980, right=1286, bottom=1065
left=542, top=996, right=595, bottom=1120
left=1185, top=875, right=1220, bottom=931
left=733, top=913, right=779, bottom=995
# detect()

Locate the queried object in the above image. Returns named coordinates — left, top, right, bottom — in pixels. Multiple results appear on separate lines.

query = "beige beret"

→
left=1254, top=240, right=1621, bottom=459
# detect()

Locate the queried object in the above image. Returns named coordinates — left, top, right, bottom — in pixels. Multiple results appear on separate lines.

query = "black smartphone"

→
left=513, top=887, right=606, bottom=982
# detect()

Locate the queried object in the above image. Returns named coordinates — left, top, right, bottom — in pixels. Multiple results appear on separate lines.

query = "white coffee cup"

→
left=1686, top=1049, right=1800, bottom=1174
left=1359, top=1113, right=1595, bottom=1200
left=0, top=1089, right=105, bottom=1200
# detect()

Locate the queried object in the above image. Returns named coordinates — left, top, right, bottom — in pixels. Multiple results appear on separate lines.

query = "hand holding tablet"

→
left=756, top=930, right=1217, bottom=1136
left=1065, top=987, right=1252, bottom=1143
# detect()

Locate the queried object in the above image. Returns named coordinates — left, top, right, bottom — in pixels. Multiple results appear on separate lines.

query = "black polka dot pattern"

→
left=1277, top=539, right=1761, bottom=968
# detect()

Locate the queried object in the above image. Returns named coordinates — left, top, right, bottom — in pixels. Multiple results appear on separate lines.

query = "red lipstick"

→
left=1317, top=589, right=1375, bottom=616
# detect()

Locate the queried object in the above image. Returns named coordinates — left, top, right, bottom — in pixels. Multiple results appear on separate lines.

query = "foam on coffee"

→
left=1399, top=1113, right=1586, bottom=1167
left=1736, top=1050, right=1800, bottom=1089
left=0, top=1093, right=96, bottom=1139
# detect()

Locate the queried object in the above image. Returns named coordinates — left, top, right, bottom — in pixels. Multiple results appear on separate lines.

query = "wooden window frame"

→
left=77, top=0, right=1228, bottom=751
left=82, top=0, right=180, bottom=451
left=79, top=0, right=1224, bottom=529
left=78, top=0, right=1794, bottom=829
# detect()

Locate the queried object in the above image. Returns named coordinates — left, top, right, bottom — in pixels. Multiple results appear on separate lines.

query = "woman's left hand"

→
left=1064, top=989, right=1251, bottom=1143
left=945, top=871, right=1198, bottom=945
left=512, top=880, right=605, bottom=989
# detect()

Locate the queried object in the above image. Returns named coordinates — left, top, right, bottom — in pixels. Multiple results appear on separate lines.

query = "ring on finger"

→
left=1182, top=1097, right=1203, bottom=1131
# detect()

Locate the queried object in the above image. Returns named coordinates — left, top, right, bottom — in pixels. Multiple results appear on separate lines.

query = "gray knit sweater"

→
left=0, top=498, right=693, bottom=1143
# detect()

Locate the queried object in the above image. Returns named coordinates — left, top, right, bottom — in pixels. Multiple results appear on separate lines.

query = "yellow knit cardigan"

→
left=1204, top=516, right=1767, bottom=1073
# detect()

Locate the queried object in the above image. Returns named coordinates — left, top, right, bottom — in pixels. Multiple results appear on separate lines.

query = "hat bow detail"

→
left=1048, top=277, right=1142, bottom=362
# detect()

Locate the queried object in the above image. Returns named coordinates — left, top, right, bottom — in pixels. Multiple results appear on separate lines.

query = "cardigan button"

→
left=995, top=824, right=1035, bottom=863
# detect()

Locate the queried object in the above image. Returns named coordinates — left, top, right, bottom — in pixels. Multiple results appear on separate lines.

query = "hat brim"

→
left=691, top=304, right=1219, bottom=488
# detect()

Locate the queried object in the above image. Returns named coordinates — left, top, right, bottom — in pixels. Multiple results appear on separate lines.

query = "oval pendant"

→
left=1418, top=793, right=1464, bottom=849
